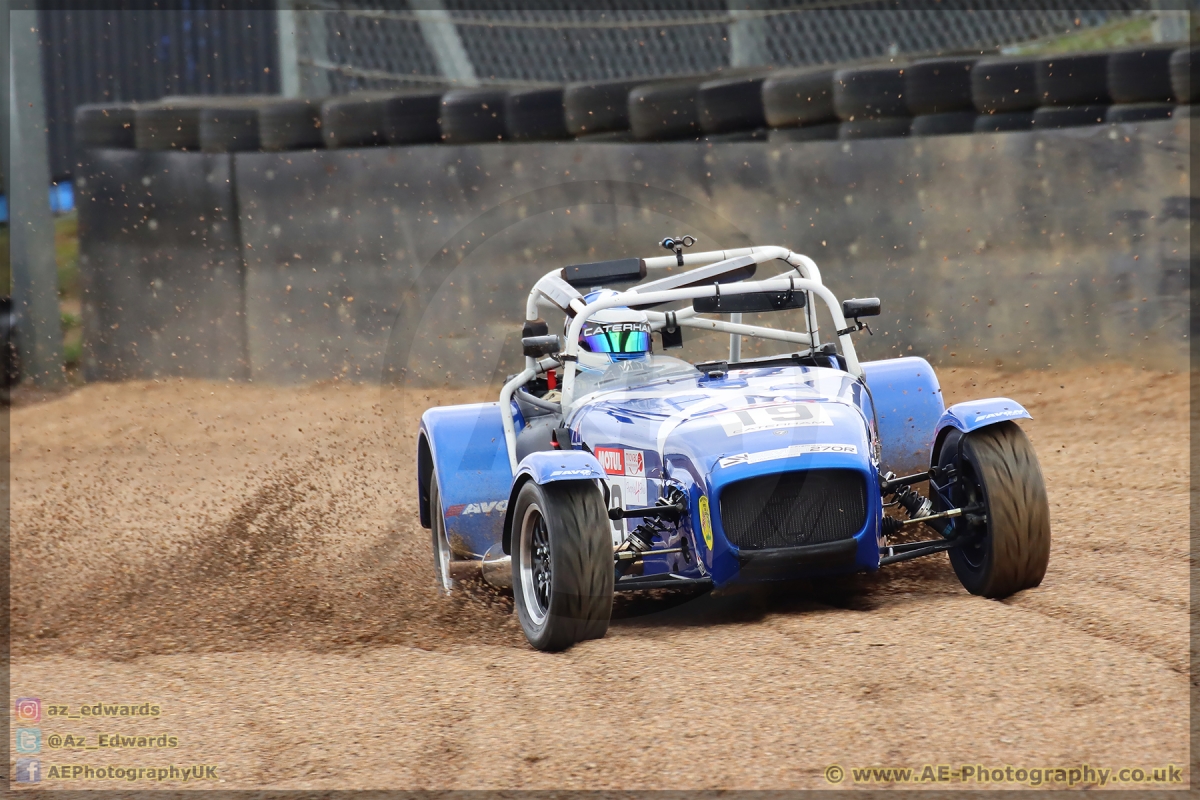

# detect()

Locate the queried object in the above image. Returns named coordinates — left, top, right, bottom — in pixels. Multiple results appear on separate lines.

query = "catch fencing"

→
left=38, top=8, right=278, bottom=180
left=293, top=1, right=1146, bottom=92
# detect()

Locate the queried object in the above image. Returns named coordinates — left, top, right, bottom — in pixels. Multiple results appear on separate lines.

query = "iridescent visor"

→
left=580, top=325, right=651, bottom=355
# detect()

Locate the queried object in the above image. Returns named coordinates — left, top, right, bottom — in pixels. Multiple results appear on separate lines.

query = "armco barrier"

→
left=76, top=150, right=248, bottom=381
left=78, top=118, right=1189, bottom=384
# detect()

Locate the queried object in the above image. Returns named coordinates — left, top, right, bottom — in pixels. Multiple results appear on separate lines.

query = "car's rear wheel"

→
left=429, top=471, right=454, bottom=594
left=511, top=480, right=613, bottom=651
left=935, top=422, right=1050, bottom=598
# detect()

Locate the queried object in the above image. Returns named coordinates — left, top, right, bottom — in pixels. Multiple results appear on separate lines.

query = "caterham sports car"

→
left=417, top=239, right=1050, bottom=650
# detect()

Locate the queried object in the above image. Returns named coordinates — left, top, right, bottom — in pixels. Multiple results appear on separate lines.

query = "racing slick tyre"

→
left=429, top=472, right=454, bottom=594
left=505, top=87, right=569, bottom=141
left=628, top=79, right=703, bottom=141
left=564, top=78, right=643, bottom=135
left=258, top=98, right=323, bottom=151
left=199, top=106, right=261, bottom=152
left=1035, top=53, right=1110, bottom=106
left=698, top=74, right=768, bottom=134
left=75, top=103, right=138, bottom=148
left=904, top=57, right=977, bottom=115
left=135, top=101, right=203, bottom=150
left=440, top=89, right=508, bottom=143
left=1107, top=45, right=1177, bottom=104
left=511, top=480, right=613, bottom=651
left=832, top=66, right=908, bottom=120
left=761, top=68, right=837, bottom=129
left=935, top=422, right=1050, bottom=599
left=971, top=57, right=1039, bottom=113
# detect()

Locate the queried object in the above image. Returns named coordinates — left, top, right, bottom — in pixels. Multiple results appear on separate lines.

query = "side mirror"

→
left=522, top=335, right=561, bottom=358
left=561, top=257, right=646, bottom=288
left=694, top=288, right=806, bottom=314
left=842, top=297, right=881, bottom=319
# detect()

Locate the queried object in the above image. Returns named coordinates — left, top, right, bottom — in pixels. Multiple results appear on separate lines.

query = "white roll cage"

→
left=499, top=246, right=864, bottom=471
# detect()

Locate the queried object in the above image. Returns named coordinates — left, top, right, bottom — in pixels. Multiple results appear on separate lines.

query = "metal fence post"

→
left=293, top=4, right=331, bottom=98
left=6, top=8, right=64, bottom=388
left=277, top=0, right=302, bottom=98
left=1150, top=2, right=1190, bottom=43
left=728, top=1, right=770, bottom=68
left=415, top=0, right=477, bottom=86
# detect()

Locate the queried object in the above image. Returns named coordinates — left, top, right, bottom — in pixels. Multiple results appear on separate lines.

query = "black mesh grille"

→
left=719, top=469, right=867, bottom=550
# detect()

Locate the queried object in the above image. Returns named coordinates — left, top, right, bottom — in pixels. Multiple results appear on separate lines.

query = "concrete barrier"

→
left=76, top=150, right=248, bottom=381
left=78, top=118, right=1189, bottom=384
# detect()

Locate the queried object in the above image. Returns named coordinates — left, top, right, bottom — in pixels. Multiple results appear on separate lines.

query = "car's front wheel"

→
left=511, top=480, right=613, bottom=651
left=935, top=422, right=1051, bottom=598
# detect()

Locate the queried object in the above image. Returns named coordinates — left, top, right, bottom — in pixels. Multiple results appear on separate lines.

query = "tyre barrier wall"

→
left=73, top=46, right=1199, bottom=149
left=76, top=117, right=1190, bottom=384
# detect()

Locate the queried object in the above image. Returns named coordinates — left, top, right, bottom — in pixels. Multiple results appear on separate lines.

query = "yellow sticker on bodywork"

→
left=698, top=495, right=713, bottom=551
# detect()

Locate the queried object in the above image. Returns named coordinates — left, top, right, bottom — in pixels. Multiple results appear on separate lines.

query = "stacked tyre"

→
left=906, top=57, right=978, bottom=136
left=628, top=78, right=705, bottom=141
left=832, top=65, right=910, bottom=139
left=1105, top=44, right=1178, bottom=123
left=564, top=78, right=643, bottom=140
left=972, top=57, right=1039, bottom=132
left=440, top=89, right=508, bottom=143
left=506, top=87, right=569, bottom=140
left=74, top=40, right=1197, bottom=156
left=1031, top=52, right=1110, bottom=129
left=321, top=91, right=442, bottom=148
left=698, top=74, right=770, bottom=140
left=761, top=68, right=839, bottom=142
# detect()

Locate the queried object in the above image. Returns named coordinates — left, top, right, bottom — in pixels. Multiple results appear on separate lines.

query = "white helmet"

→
left=575, top=290, right=652, bottom=369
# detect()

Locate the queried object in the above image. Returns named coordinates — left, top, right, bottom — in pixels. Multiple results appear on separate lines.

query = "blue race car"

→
left=418, top=238, right=1050, bottom=651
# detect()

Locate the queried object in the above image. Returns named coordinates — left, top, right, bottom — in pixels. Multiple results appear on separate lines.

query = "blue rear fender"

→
left=500, top=450, right=607, bottom=555
left=418, top=402, right=514, bottom=559
left=860, top=357, right=945, bottom=477
left=931, top=398, right=1031, bottom=463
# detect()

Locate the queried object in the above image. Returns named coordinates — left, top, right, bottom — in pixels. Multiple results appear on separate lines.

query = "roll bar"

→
left=500, top=247, right=854, bottom=472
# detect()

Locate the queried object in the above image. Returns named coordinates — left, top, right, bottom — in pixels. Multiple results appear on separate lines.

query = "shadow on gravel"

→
left=610, top=553, right=962, bottom=632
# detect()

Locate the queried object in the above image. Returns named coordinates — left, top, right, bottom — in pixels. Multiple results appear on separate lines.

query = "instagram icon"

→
left=15, top=697, right=41, bottom=724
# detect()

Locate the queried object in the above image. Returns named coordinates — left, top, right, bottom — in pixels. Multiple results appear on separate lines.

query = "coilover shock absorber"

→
left=881, top=472, right=948, bottom=536
left=613, top=487, right=690, bottom=574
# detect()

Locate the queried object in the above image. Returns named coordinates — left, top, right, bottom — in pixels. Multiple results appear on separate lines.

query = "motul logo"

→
left=595, top=447, right=624, bottom=475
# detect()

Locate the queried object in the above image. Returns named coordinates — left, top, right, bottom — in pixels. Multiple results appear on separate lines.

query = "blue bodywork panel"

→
left=567, top=363, right=884, bottom=586
left=418, top=403, right=513, bottom=558
left=932, top=398, right=1031, bottom=460
left=861, top=357, right=944, bottom=477
left=500, top=450, right=607, bottom=554
left=513, top=449, right=606, bottom=484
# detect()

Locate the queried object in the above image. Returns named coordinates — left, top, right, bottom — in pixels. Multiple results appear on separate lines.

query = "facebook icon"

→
left=16, top=758, right=41, bottom=783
